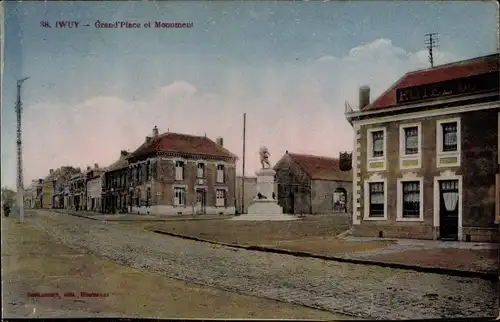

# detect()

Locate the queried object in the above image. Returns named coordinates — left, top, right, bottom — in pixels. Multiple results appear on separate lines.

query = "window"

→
left=216, top=164, right=225, bottom=183
left=368, top=182, right=385, bottom=218
left=401, top=181, right=420, bottom=219
left=146, top=187, right=151, bottom=207
left=404, top=126, right=419, bottom=155
left=135, top=189, right=141, bottom=207
left=175, top=161, right=184, bottom=181
left=442, top=122, right=458, bottom=152
left=197, top=163, right=205, bottom=178
left=174, top=187, right=185, bottom=206
left=216, top=189, right=226, bottom=207
left=371, top=130, right=384, bottom=157
left=146, top=162, right=150, bottom=181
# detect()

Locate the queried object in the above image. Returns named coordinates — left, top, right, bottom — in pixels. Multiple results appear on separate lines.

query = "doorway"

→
left=438, top=179, right=459, bottom=241
left=287, top=192, right=295, bottom=214
left=196, top=189, right=206, bottom=215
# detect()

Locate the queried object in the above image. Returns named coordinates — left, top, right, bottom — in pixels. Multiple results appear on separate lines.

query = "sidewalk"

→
left=1, top=216, right=345, bottom=319
left=151, top=226, right=498, bottom=280
left=47, top=209, right=233, bottom=222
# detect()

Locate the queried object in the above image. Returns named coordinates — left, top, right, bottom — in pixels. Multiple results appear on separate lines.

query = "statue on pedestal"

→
left=259, top=146, right=271, bottom=169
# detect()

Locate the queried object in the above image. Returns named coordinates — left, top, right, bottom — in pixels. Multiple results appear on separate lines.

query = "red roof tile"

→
left=366, top=53, right=499, bottom=111
left=131, top=132, right=237, bottom=159
left=286, top=153, right=352, bottom=181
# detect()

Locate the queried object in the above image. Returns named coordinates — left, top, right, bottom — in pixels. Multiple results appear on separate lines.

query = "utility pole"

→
left=425, top=32, right=439, bottom=68
left=16, top=77, right=30, bottom=223
left=241, top=113, right=246, bottom=214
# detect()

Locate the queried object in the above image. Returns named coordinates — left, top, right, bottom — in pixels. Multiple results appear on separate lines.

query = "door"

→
left=439, top=180, right=459, bottom=241
left=287, top=192, right=295, bottom=214
left=196, top=189, right=206, bottom=215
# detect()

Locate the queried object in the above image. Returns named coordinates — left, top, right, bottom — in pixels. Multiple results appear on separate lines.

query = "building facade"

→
left=86, top=164, right=104, bottom=212
left=41, top=169, right=56, bottom=209
left=274, top=152, right=352, bottom=215
left=102, top=150, right=130, bottom=214
left=126, top=127, right=237, bottom=216
left=68, top=171, right=86, bottom=211
left=345, top=53, right=499, bottom=242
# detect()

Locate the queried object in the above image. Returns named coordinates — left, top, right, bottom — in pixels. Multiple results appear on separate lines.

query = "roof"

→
left=281, top=153, right=352, bottom=181
left=130, top=132, right=237, bottom=159
left=105, top=156, right=129, bottom=172
left=366, top=53, right=499, bottom=111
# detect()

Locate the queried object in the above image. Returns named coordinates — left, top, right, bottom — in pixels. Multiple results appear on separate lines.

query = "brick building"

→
left=126, top=127, right=237, bottom=216
left=274, top=152, right=352, bottom=215
left=344, top=53, right=499, bottom=242
left=101, top=150, right=130, bottom=214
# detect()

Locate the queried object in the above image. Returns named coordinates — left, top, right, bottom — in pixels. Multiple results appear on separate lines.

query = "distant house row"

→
left=24, top=126, right=352, bottom=216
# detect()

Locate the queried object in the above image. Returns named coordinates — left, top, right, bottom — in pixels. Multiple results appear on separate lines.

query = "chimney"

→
left=286, top=150, right=288, bottom=154
left=216, top=137, right=223, bottom=147
left=94, top=163, right=99, bottom=169
left=145, top=136, right=152, bottom=143
left=359, top=86, right=370, bottom=110
left=49, top=169, right=54, bottom=174
left=153, top=126, right=159, bottom=137
left=86, top=166, right=91, bottom=171
left=120, top=150, right=129, bottom=157
left=76, top=167, right=81, bottom=172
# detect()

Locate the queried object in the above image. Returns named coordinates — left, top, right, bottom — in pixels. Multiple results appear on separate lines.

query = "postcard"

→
left=1, top=1, right=499, bottom=320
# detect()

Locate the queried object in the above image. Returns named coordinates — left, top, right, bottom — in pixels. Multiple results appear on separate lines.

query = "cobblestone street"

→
left=16, top=210, right=499, bottom=319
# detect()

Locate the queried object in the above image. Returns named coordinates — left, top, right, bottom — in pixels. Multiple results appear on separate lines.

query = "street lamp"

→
left=16, top=77, right=30, bottom=223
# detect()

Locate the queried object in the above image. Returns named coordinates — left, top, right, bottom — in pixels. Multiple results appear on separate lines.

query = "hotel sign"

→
left=396, top=71, right=499, bottom=104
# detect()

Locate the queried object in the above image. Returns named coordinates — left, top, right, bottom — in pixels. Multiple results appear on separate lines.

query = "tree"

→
left=2, top=187, right=17, bottom=207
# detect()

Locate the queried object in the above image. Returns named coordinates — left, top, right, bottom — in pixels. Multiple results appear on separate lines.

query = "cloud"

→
left=317, top=55, right=337, bottom=62
left=6, top=38, right=462, bottom=187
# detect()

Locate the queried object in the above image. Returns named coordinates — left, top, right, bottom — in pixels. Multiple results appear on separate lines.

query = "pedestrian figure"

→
left=3, top=203, right=10, bottom=217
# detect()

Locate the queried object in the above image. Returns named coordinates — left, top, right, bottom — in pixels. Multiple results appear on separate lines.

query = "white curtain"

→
left=175, top=166, right=183, bottom=181
left=406, top=136, right=418, bottom=150
left=443, top=192, right=458, bottom=211
left=217, top=169, right=224, bottom=183
left=373, top=139, right=383, bottom=153
left=197, top=165, right=204, bottom=178
left=403, top=192, right=419, bottom=202
left=370, top=193, right=384, bottom=204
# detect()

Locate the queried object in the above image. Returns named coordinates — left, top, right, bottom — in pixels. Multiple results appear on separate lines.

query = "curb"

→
left=54, top=210, right=233, bottom=223
left=151, top=229, right=497, bottom=281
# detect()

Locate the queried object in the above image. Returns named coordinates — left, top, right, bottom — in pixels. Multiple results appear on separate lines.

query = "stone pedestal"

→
left=231, top=168, right=298, bottom=221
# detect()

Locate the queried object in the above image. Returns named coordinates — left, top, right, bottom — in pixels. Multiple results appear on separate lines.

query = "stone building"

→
left=68, top=170, right=86, bottom=211
left=24, top=179, right=41, bottom=209
left=41, top=169, right=57, bottom=209
left=24, top=185, right=33, bottom=209
left=235, top=176, right=258, bottom=214
left=126, top=126, right=237, bottom=216
left=344, top=53, right=499, bottom=242
left=86, top=163, right=105, bottom=212
left=274, top=152, right=352, bottom=215
left=102, top=150, right=130, bottom=214
left=52, top=166, right=80, bottom=209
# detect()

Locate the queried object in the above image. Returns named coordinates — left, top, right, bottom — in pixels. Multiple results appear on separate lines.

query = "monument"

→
left=232, top=146, right=298, bottom=221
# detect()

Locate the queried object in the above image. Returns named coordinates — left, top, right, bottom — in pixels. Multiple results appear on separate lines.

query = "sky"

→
left=1, top=1, right=498, bottom=189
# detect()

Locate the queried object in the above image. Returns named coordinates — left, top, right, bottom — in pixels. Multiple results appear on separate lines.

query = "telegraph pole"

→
left=425, top=32, right=439, bottom=68
left=16, top=77, right=29, bottom=223
left=241, top=113, right=246, bottom=214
